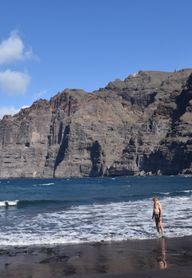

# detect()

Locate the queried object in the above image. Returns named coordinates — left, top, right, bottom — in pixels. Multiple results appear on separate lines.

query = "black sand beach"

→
left=0, top=236, right=192, bottom=278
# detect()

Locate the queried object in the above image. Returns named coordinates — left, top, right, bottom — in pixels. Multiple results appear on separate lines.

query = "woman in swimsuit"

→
left=152, top=197, right=164, bottom=236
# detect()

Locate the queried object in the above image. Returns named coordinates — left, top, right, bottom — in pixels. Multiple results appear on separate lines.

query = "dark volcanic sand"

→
left=0, top=236, right=192, bottom=278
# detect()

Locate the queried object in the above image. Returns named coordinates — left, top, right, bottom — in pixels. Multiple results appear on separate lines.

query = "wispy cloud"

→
left=0, top=31, right=35, bottom=65
left=33, top=89, right=49, bottom=101
left=0, top=106, right=20, bottom=119
left=0, top=105, right=30, bottom=119
left=0, top=69, right=31, bottom=95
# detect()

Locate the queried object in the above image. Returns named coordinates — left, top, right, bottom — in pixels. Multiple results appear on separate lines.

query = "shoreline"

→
left=0, top=174, right=192, bottom=180
left=0, top=236, right=192, bottom=277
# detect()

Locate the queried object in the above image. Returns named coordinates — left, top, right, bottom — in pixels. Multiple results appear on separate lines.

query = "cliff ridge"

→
left=0, top=69, right=192, bottom=178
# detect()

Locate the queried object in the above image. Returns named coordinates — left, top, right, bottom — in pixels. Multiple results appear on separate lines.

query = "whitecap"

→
left=0, top=195, right=192, bottom=246
left=33, top=182, right=55, bottom=187
left=0, top=200, right=18, bottom=207
left=155, top=192, right=170, bottom=196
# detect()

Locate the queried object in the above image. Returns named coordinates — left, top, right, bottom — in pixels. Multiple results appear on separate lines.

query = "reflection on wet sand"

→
left=1, top=236, right=192, bottom=278
left=156, top=237, right=167, bottom=269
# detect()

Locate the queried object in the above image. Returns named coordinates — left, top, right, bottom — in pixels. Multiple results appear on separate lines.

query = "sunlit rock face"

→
left=0, top=69, right=192, bottom=178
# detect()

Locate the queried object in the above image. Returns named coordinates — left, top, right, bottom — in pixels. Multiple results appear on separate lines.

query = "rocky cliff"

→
left=0, top=69, right=192, bottom=178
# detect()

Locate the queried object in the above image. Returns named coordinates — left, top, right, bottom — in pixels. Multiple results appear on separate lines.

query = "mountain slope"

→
left=0, top=69, right=192, bottom=178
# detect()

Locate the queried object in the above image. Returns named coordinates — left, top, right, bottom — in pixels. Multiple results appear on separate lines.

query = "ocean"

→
left=0, top=176, right=192, bottom=246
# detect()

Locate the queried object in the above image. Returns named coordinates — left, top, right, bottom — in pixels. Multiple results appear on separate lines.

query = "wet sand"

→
left=0, top=236, right=192, bottom=278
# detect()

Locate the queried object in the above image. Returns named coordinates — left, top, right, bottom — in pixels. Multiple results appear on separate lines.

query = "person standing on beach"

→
left=152, top=197, right=164, bottom=236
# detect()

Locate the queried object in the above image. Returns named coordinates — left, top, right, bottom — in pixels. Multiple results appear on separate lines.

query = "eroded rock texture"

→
left=0, top=69, right=192, bottom=178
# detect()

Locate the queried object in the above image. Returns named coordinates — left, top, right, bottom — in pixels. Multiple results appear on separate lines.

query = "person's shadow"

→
left=156, top=237, right=167, bottom=269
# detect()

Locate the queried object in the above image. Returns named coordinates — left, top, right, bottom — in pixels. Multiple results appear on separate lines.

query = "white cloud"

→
left=21, top=105, right=30, bottom=109
left=33, top=89, right=49, bottom=101
left=0, top=69, right=31, bottom=95
left=0, top=106, right=20, bottom=119
left=0, top=31, right=34, bottom=65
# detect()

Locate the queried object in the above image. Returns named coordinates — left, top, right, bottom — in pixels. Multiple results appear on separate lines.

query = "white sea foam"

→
left=33, top=182, right=55, bottom=187
left=155, top=192, right=170, bottom=196
left=0, top=195, right=192, bottom=246
left=180, top=189, right=192, bottom=193
left=0, top=200, right=18, bottom=207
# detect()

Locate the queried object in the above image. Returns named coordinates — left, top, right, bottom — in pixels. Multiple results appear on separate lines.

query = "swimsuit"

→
left=153, top=212, right=160, bottom=222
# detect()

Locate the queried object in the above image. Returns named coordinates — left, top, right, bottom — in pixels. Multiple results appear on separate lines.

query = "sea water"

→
left=0, top=176, right=191, bottom=246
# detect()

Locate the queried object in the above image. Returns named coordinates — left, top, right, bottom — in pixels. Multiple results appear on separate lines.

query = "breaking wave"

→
left=0, top=200, right=18, bottom=207
left=0, top=195, right=192, bottom=246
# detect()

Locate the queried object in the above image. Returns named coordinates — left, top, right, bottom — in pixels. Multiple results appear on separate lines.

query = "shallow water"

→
left=0, top=176, right=192, bottom=246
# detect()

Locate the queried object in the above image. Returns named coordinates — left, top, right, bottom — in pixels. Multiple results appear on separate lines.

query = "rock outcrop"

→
left=0, top=69, right=192, bottom=178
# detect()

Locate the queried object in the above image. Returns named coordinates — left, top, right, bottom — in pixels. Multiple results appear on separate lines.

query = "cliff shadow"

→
left=53, top=125, right=70, bottom=177
left=141, top=141, right=192, bottom=175
left=87, top=141, right=104, bottom=177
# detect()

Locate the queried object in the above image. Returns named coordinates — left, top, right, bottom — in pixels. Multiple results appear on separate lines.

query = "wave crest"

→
left=0, top=200, right=18, bottom=207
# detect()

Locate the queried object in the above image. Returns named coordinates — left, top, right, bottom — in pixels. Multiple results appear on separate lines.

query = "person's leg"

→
left=155, top=218, right=160, bottom=233
left=159, top=220, right=164, bottom=235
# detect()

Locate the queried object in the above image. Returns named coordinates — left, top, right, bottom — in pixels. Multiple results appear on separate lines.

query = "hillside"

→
left=0, top=69, right=192, bottom=178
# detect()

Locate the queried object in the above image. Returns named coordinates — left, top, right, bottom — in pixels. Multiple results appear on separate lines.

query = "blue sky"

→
left=0, top=0, right=192, bottom=118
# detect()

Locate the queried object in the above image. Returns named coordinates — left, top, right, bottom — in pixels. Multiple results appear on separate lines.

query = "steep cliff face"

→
left=0, top=69, right=192, bottom=178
